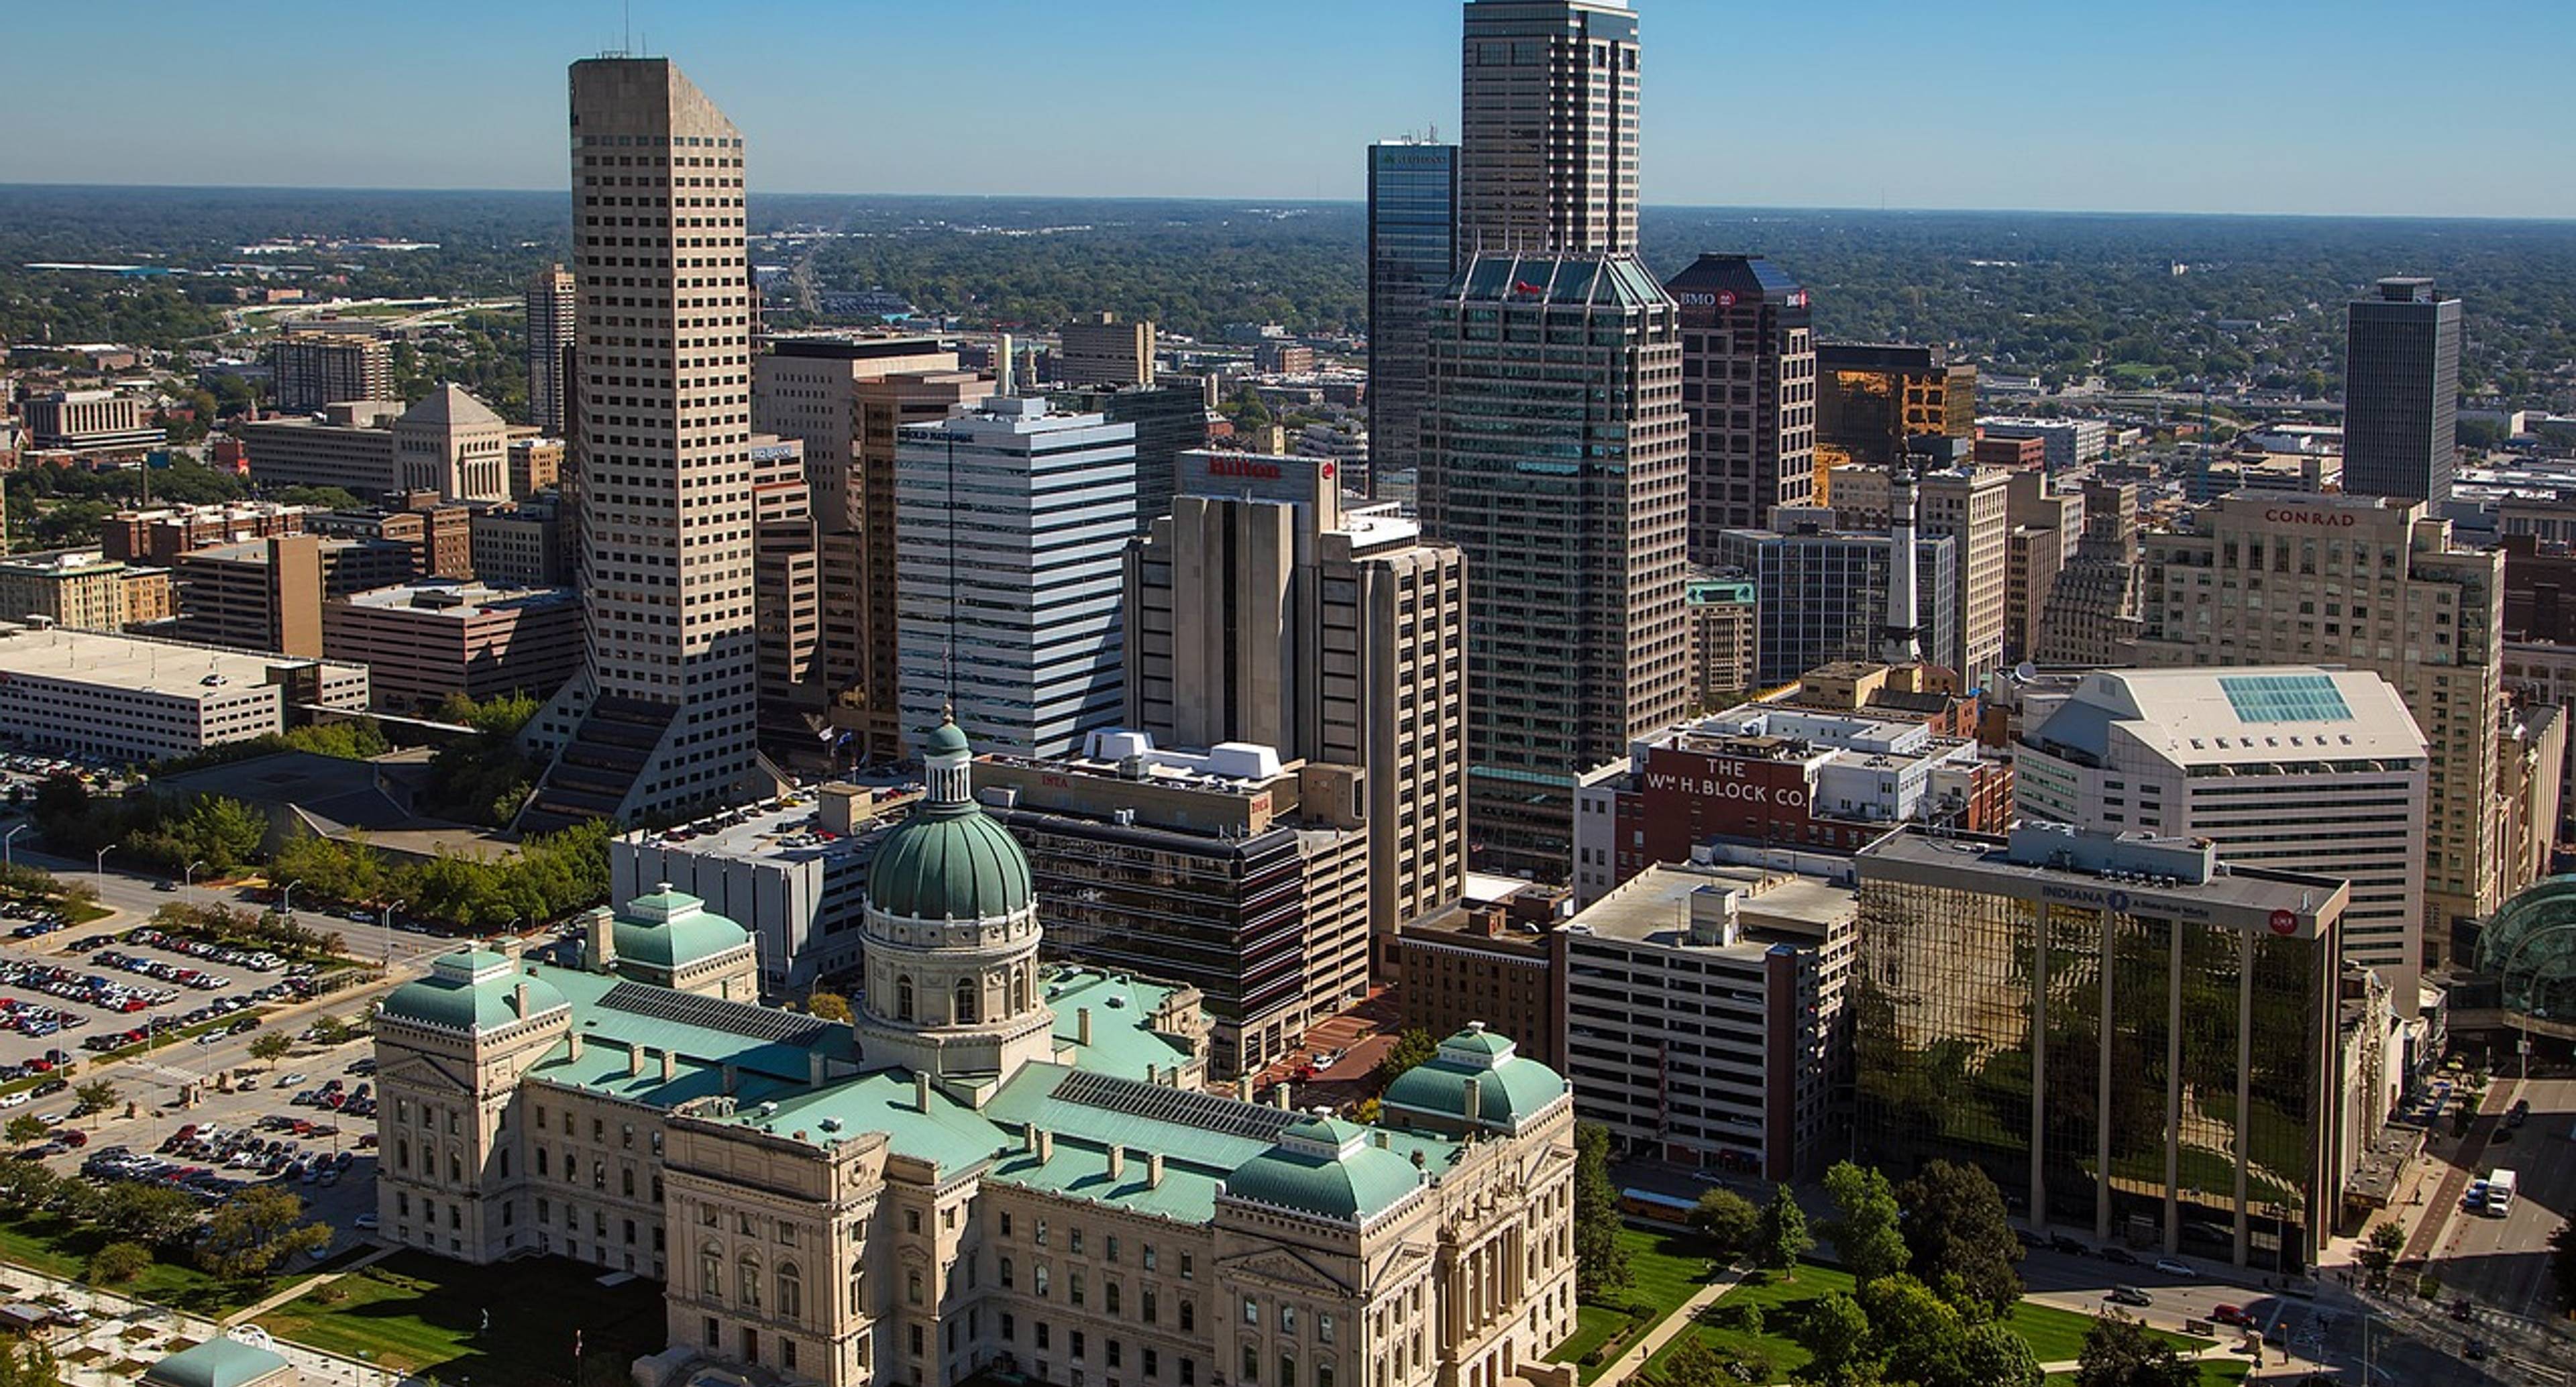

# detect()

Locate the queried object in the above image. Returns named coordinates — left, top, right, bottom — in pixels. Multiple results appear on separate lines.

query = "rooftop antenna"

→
left=623, top=0, right=632, bottom=55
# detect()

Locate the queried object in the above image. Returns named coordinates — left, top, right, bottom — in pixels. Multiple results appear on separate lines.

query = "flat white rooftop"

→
left=0, top=623, right=338, bottom=696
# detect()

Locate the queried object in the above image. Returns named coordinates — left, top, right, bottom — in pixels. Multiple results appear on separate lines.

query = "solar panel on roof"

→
left=598, top=982, right=834, bottom=1048
left=1054, top=1070, right=1297, bottom=1144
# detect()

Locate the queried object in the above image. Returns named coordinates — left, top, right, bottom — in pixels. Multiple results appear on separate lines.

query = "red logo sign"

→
left=1320, top=461, right=1336, bottom=479
left=2268, top=909, right=2298, bottom=936
left=1716, top=290, right=1737, bottom=307
left=1208, top=456, right=1281, bottom=480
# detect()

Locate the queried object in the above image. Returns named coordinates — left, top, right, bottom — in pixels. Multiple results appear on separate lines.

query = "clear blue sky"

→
left=2, top=0, right=2566, bottom=217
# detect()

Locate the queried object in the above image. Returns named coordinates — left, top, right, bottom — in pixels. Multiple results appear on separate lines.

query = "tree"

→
left=1689, top=1187, right=1760, bottom=1260
left=1375, top=1028, right=1438, bottom=1087
left=806, top=990, right=853, bottom=1023
left=1756, top=1184, right=1813, bottom=1277
left=1951, top=1323, right=2043, bottom=1387
left=2075, top=1312, right=2197, bottom=1387
left=1572, top=1121, right=1630, bottom=1298
left=1895, top=1160, right=2024, bottom=1316
left=197, top=1185, right=331, bottom=1279
left=85, top=1240, right=154, bottom=1286
left=73, top=1079, right=119, bottom=1120
left=0, top=1334, right=60, bottom=1387
left=1822, top=1161, right=1909, bottom=1284
left=97, top=1180, right=203, bottom=1247
left=249, top=1032, right=294, bottom=1067
left=1794, top=1291, right=1874, bottom=1382
left=2359, top=1221, right=2406, bottom=1291
left=1652, top=1335, right=1765, bottom=1387
left=3, top=1116, right=44, bottom=1147
left=2548, top=1218, right=2575, bottom=1312
left=308, top=1015, right=355, bottom=1046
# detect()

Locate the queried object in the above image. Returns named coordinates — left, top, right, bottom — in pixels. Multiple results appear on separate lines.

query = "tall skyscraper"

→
left=519, top=57, right=761, bottom=830
left=1457, top=0, right=1640, bottom=258
left=2343, top=276, right=2461, bottom=506
left=1049, top=375, right=1214, bottom=527
left=2132, top=491, right=2507, bottom=968
left=1366, top=139, right=1458, bottom=500
left=1056, top=312, right=1155, bottom=388
left=1664, top=254, right=1817, bottom=546
left=1126, top=450, right=1470, bottom=950
left=894, top=396, right=1136, bottom=759
left=1424, top=252, right=1686, bottom=877
left=525, top=263, right=576, bottom=435
left=1813, top=343, right=1976, bottom=485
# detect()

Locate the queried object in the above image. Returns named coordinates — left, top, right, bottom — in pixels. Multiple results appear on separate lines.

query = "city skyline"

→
left=1, top=0, right=2569, bottom=220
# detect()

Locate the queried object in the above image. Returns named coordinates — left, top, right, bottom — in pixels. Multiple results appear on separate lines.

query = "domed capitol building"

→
left=374, top=720, right=1580, bottom=1387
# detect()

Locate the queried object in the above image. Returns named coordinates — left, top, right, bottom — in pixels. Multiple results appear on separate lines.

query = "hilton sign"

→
left=1208, top=456, right=1283, bottom=480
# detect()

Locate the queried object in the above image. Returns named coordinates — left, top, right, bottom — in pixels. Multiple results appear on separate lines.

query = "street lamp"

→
left=2, top=824, right=24, bottom=869
left=93, top=844, right=113, bottom=895
left=280, top=880, right=301, bottom=918
left=380, top=899, right=406, bottom=971
left=184, top=860, right=207, bottom=893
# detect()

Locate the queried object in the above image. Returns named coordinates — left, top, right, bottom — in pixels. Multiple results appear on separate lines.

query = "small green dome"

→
left=614, top=888, right=751, bottom=971
left=380, top=949, right=566, bottom=1034
left=924, top=717, right=971, bottom=759
left=1382, top=1024, right=1569, bottom=1131
left=868, top=803, right=1034, bottom=921
left=1223, top=1115, right=1423, bottom=1223
left=146, top=1338, right=292, bottom=1387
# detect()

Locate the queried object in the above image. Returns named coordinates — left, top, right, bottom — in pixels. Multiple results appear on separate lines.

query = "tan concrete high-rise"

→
left=520, top=57, right=763, bottom=831
left=1056, top=311, right=1155, bottom=388
left=525, top=263, right=576, bottom=435
left=1831, top=463, right=2010, bottom=683
left=1663, top=254, right=1817, bottom=546
left=1458, top=0, right=1640, bottom=258
left=2131, top=490, right=2508, bottom=968
left=750, top=336, right=992, bottom=761
left=749, top=435, right=820, bottom=737
left=1127, top=451, right=1469, bottom=957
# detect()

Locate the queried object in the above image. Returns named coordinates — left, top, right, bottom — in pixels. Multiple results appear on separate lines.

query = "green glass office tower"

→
left=1854, top=826, right=2349, bottom=1270
left=1367, top=139, right=1457, bottom=502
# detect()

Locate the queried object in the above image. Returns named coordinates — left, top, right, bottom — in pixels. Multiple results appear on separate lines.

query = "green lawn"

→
left=256, top=1251, right=667, bottom=1387
left=0, top=1209, right=303, bottom=1316
left=1544, top=1227, right=1726, bottom=1382
left=1633, top=1262, right=2213, bottom=1386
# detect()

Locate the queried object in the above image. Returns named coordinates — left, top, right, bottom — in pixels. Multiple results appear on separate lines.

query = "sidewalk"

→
left=1591, top=1267, right=1746, bottom=1387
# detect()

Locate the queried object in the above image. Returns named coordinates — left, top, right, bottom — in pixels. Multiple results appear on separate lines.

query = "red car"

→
left=2210, top=1305, right=2251, bottom=1327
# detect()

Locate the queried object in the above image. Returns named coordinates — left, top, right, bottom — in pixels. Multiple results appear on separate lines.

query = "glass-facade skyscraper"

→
left=2343, top=276, right=2461, bottom=506
left=1366, top=140, right=1457, bottom=502
left=1854, top=826, right=2349, bottom=1270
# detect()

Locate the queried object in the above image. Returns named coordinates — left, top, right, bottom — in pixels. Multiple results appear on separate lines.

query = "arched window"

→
left=908, top=1270, right=923, bottom=1305
left=739, top=1254, right=763, bottom=1310
left=701, top=1247, right=722, bottom=1298
left=896, top=975, right=915, bottom=1022
left=955, top=977, right=978, bottom=1025
left=777, top=1262, right=803, bottom=1321
left=1000, top=1256, right=1015, bottom=1289
left=395, top=1140, right=409, bottom=1172
left=1180, top=1299, right=1195, bottom=1332
left=1012, top=969, right=1029, bottom=1013
left=1034, top=1264, right=1051, bottom=1297
left=849, top=1264, right=867, bottom=1315
left=1105, top=1280, right=1120, bottom=1315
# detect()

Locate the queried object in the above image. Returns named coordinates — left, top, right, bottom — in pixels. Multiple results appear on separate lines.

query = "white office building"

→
left=0, top=624, right=367, bottom=763
left=1975, top=416, right=2108, bottom=471
left=894, top=396, right=1136, bottom=757
left=2015, top=666, right=2430, bottom=1003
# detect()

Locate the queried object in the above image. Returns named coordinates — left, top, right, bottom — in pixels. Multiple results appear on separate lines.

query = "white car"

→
left=2153, top=1258, right=2194, bottom=1278
left=0, top=1091, right=28, bottom=1109
left=274, top=1073, right=307, bottom=1089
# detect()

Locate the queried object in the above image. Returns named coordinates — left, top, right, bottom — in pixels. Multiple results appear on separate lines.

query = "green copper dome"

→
left=379, top=949, right=568, bottom=1034
left=1222, top=1115, right=1424, bottom=1224
left=869, top=803, right=1034, bottom=921
left=614, top=889, right=751, bottom=971
left=1382, top=1024, right=1570, bottom=1132
left=868, top=716, right=1034, bottom=922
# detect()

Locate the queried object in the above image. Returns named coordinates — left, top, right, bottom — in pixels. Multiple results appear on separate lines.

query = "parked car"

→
left=2102, top=1246, right=2140, bottom=1266
left=2106, top=1286, right=2153, bottom=1308
left=2210, top=1305, right=2251, bottom=1327
left=2153, top=1258, right=2194, bottom=1278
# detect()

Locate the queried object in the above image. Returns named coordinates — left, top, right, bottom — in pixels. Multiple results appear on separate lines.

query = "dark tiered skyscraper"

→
left=2343, top=276, right=2461, bottom=506
left=1458, top=0, right=1640, bottom=258
left=1366, top=139, right=1456, bottom=501
left=1662, top=254, right=1817, bottom=552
